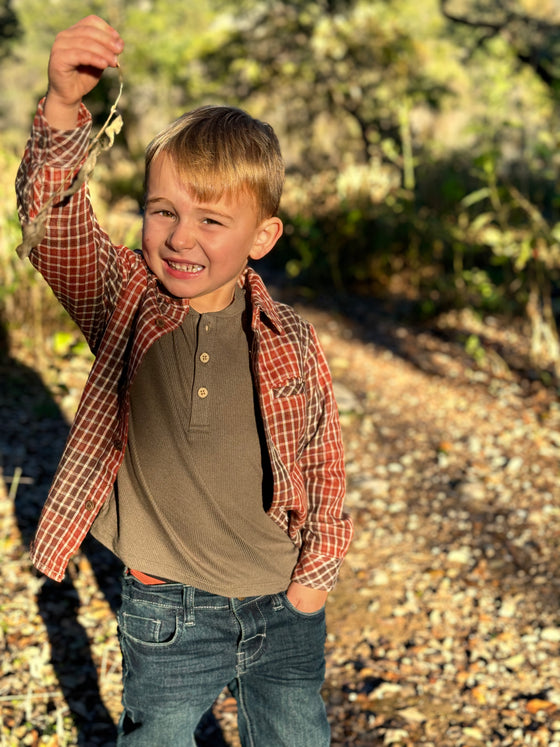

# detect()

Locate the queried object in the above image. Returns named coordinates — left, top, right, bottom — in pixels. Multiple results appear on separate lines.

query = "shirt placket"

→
left=190, top=315, right=212, bottom=429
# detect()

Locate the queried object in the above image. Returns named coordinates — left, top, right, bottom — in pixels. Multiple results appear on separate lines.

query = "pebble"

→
left=541, top=628, right=560, bottom=643
left=384, top=729, right=409, bottom=744
left=447, top=547, right=473, bottom=564
left=333, top=382, right=363, bottom=414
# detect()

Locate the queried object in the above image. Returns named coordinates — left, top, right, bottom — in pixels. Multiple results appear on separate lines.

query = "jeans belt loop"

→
left=182, top=585, right=196, bottom=627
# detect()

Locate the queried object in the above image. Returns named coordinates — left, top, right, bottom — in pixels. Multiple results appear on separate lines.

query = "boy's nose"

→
left=169, top=221, right=196, bottom=251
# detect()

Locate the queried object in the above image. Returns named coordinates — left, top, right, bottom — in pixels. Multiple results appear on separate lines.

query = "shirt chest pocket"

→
left=267, top=378, right=307, bottom=463
left=272, top=377, right=305, bottom=398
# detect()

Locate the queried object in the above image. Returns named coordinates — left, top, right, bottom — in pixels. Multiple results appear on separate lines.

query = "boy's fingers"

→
left=49, top=26, right=124, bottom=87
left=44, top=15, right=124, bottom=127
left=46, top=15, right=124, bottom=116
left=71, top=14, right=123, bottom=43
left=53, top=39, right=122, bottom=71
left=54, top=15, right=124, bottom=70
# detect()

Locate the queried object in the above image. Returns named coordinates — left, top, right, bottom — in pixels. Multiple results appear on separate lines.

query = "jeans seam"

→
left=234, top=600, right=267, bottom=674
left=235, top=677, right=256, bottom=747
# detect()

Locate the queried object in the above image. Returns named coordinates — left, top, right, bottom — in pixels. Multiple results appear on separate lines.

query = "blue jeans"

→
left=116, top=575, right=330, bottom=746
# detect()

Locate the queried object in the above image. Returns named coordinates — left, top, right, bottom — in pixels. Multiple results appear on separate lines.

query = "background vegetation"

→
left=1, top=0, right=560, bottom=379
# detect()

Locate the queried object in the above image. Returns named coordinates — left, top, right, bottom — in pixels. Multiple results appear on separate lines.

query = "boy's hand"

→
left=286, top=581, right=328, bottom=613
left=45, top=15, right=124, bottom=129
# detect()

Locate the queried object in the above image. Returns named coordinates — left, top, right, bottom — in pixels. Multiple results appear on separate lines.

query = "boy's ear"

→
left=249, top=217, right=283, bottom=260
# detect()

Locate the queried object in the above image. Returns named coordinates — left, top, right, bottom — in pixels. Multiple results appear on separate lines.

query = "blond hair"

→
left=145, top=105, right=285, bottom=222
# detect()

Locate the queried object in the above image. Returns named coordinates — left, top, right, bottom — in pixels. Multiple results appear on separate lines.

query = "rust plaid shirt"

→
left=15, top=101, right=352, bottom=590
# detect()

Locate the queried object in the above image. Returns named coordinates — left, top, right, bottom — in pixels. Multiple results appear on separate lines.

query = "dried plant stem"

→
left=7, top=467, right=22, bottom=501
left=16, top=69, right=124, bottom=261
left=0, top=691, right=64, bottom=703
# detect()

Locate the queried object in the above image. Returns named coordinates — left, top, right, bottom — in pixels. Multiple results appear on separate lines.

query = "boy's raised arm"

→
left=44, top=14, right=124, bottom=129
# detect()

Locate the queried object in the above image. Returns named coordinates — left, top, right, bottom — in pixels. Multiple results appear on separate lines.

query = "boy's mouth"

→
left=166, top=259, right=204, bottom=273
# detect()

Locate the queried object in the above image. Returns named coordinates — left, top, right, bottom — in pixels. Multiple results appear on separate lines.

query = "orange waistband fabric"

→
left=129, top=568, right=167, bottom=585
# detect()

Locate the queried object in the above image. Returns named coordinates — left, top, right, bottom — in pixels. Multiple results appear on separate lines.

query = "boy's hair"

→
left=145, top=105, right=285, bottom=222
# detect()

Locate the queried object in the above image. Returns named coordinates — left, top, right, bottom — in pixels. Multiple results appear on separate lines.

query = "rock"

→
left=541, top=628, right=560, bottom=643
left=333, top=382, right=363, bottom=414
left=383, top=729, right=410, bottom=744
left=397, top=706, right=426, bottom=724
left=447, top=547, right=473, bottom=564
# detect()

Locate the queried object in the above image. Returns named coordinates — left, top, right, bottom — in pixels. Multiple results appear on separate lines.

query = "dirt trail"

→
left=1, top=296, right=560, bottom=746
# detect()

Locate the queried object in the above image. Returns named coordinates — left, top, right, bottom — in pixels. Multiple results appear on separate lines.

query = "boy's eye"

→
left=145, top=205, right=175, bottom=218
left=202, top=217, right=222, bottom=226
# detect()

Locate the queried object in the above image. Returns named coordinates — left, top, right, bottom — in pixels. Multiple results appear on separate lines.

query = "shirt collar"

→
left=241, top=267, right=284, bottom=334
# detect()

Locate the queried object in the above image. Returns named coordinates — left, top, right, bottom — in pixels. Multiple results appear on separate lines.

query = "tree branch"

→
left=440, top=0, right=560, bottom=87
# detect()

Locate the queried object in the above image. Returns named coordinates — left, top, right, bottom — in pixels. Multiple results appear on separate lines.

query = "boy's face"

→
left=142, top=154, right=282, bottom=312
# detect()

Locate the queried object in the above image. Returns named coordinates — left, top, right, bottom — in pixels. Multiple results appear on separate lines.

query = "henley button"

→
left=200, top=352, right=210, bottom=363
left=85, top=500, right=95, bottom=511
left=155, top=317, right=166, bottom=329
left=114, top=438, right=124, bottom=451
left=197, top=387, right=209, bottom=399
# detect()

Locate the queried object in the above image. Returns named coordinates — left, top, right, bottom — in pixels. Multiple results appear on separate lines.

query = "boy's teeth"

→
left=168, top=260, right=203, bottom=272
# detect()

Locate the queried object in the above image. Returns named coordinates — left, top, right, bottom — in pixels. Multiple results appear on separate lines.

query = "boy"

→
left=16, top=15, right=352, bottom=747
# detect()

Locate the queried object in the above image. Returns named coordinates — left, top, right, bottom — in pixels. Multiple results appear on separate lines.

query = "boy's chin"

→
left=154, top=275, right=189, bottom=299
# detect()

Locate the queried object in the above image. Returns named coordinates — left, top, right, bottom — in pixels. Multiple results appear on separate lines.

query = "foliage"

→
left=1, top=0, right=559, bottom=376
left=0, top=0, right=21, bottom=60
left=454, top=152, right=560, bottom=366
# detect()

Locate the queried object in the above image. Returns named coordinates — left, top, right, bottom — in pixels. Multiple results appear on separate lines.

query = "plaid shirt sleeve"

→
left=14, top=101, right=154, bottom=582
left=248, top=273, right=353, bottom=591
left=291, top=322, right=353, bottom=589
left=15, top=99, right=131, bottom=352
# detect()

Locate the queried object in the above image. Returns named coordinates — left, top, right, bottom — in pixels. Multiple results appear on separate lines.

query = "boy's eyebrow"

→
left=145, top=196, right=234, bottom=220
left=144, top=197, right=168, bottom=207
left=145, top=196, right=171, bottom=205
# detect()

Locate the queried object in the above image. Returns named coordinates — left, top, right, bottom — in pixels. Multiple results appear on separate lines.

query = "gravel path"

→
left=1, top=293, right=559, bottom=746
left=304, top=302, right=560, bottom=747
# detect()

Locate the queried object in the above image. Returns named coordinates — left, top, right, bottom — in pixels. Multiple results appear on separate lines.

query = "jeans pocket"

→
left=279, top=591, right=326, bottom=619
left=119, top=608, right=181, bottom=647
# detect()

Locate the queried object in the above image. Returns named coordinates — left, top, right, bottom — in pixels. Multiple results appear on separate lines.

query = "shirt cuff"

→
left=34, top=97, right=93, bottom=168
left=291, top=552, right=343, bottom=591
